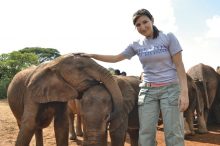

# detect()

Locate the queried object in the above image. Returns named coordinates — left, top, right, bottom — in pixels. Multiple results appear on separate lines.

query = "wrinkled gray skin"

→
left=7, top=54, right=124, bottom=146
left=184, top=74, right=203, bottom=135
left=208, top=97, right=220, bottom=124
left=187, top=63, right=220, bottom=133
left=79, top=76, right=141, bottom=146
left=210, top=103, right=220, bottom=124
left=214, top=66, right=220, bottom=123
left=208, top=66, right=220, bottom=124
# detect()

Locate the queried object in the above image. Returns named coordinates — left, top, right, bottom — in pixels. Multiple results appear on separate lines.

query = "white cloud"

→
left=206, top=15, right=220, bottom=38
left=182, top=37, right=220, bottom=71
left=181, top=14, right=220, bottom=72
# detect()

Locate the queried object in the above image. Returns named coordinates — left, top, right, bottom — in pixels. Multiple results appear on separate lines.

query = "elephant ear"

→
left=109, top=76, right=138, bottom=132
left=118, top=77, right=137, bottom=114
left=27, top=64, right=78, bottom=103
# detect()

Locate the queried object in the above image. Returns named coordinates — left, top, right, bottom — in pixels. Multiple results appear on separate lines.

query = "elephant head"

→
left=80, top=76, right=141, bottom=146
left=26, top=53, right=124, bottom=123
left=80, top=85, right=112, bottom=146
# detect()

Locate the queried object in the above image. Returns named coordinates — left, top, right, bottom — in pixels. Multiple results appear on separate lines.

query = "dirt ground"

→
left=1, top=99, right=220, bottom=146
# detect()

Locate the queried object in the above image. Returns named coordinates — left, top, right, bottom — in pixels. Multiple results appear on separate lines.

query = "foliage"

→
left=108, top=67, right=115, bottom=75
left=0, top=51, right=39, bottom=99
left=0, top=77, right=10, bottom=99
left=0, top=47, right=61, bottom=99
left=0, top=51, right=38, bottom=78
left=19, top=47, right=61, bottom=63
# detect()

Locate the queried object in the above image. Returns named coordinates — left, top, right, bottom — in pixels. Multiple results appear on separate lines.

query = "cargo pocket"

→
left=138, top=87, right=149, bottom=106
left=167, top=84, right=180, bottom=106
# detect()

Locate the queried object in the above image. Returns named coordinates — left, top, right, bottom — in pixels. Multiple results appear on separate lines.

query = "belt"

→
left=140, top=82, right=171, bottom=87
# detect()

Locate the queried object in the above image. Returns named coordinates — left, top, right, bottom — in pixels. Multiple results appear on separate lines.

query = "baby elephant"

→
left=78, top=76, right=141, bottom=146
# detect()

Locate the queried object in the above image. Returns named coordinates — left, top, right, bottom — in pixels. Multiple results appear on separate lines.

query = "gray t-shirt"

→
left=121, top=32, right=182, bottom=83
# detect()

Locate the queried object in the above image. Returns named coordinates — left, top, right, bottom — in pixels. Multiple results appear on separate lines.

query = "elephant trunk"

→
left=87, top=62, right=124, bottom=126
left=83, top=130, right=107, bottom=146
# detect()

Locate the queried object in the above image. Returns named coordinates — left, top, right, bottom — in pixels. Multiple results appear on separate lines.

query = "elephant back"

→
left=187, top=63, right=219, bottom=109
left=188, top=63, right=216, bottom=81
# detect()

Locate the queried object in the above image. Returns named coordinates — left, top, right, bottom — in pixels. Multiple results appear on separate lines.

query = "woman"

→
left=82, top=8, right=189, bottom=146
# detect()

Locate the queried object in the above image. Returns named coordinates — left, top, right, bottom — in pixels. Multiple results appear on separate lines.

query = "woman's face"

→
left=135, top=15, right=154, bottom=38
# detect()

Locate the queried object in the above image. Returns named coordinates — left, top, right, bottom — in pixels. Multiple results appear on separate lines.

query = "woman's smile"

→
left=135, top=15, right=154, bottom=38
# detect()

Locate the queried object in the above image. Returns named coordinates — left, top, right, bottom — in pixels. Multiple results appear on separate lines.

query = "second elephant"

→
left=187, top=63, right=220, bottom=133
left=79, top=75, right=141, bottom=146
left=184, top=74, right=203, bottom=135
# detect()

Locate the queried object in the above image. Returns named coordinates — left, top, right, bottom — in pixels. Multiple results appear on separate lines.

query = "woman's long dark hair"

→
left=133, top=9, right=160, bottom=39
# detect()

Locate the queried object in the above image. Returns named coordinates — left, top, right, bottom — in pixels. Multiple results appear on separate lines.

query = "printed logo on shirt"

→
left=137, top=45, right=168, bottom=57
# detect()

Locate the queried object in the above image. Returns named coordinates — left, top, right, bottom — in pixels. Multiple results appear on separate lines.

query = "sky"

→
left=0, top=0, right=220, bottom=76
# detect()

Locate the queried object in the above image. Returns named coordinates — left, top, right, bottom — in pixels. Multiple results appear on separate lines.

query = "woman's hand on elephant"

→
left=179, top=91, right=189, bottom=112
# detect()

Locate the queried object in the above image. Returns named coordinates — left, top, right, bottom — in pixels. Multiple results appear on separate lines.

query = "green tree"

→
left=0, top=47, right=61, bottom=99
left=0, top=51, right=39, bottom=99
left=108, top=67, right=116, bottom=75
left=19, top=47, right=61, bottom=63
left=0, top=77, right=10, bottom=99
left=5, top=51, right=39, bottom=78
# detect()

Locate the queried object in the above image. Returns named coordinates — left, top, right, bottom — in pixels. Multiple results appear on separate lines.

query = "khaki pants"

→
left=138, top=83, right=184, bottom=146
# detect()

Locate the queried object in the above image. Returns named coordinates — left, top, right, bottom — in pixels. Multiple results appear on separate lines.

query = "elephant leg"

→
left=76, top=114, right=83, bottom=136
left=185, top=109, right=195, bottom=135
left=54, top=103, right=69, bottom=146
left=184, top=118, right=192, bottom=136
left=197, top=111, right=208, bottom=134
left=207, top=108, right=216, bottom=124
left=16, top=123, right=36, bottom=146
left=204, top=108, right=209, bottom=123
left=35, top=129, right=43, bottom=146
left=110, top=117, right=128, bottom=146
left=213, top=104, right=220, bottom=123
left=16, top=102, right=38, bottom=146
left=127, top=129, right=139, bottom=146
left=69, top=112, right=77, bottom=140
left=74, top=99, right=83, bottom=136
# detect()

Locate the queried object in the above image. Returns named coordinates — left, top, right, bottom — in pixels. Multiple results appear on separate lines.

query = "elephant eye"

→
left=75, top=62, right=85, bottom=70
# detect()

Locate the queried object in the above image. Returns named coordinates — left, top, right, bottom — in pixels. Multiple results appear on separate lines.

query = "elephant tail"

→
left=200, top=64, right=210, bottom=109
left=194, top=82, right=203, bottom=115
left=203, top=81, right=210, bottom=109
